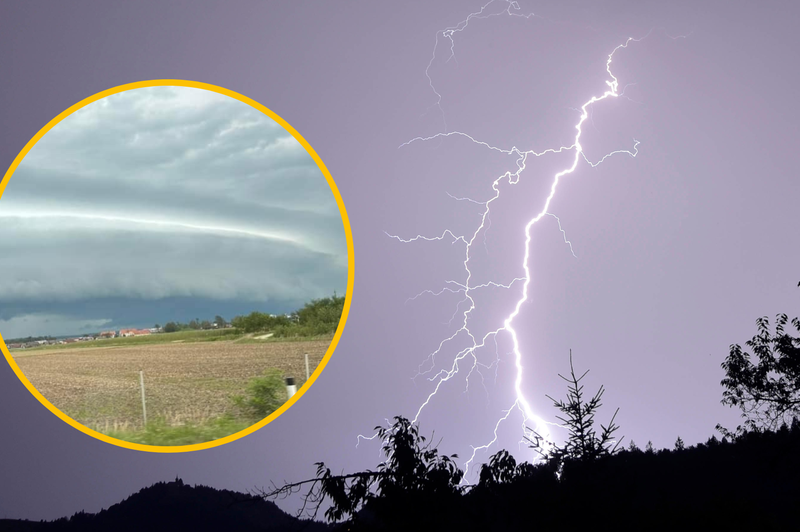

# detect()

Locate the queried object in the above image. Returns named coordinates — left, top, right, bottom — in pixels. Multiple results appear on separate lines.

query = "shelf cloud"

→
left=0, top=86, right=347, bottom=338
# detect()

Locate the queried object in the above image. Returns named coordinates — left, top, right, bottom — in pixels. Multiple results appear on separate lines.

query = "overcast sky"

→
left=0, top=86, right=347, bottom=338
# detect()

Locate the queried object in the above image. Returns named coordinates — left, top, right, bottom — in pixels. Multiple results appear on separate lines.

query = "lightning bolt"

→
left=366, top=1, right=678, bottom=479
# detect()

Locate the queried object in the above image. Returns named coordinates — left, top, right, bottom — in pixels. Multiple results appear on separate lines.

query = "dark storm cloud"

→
left=0, top=218, right=341, bottom=302
left=0, top=86, right=347, bottom=337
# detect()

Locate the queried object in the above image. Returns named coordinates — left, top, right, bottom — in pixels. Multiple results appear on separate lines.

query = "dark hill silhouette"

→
left=0, top=479, right=330, bottom=532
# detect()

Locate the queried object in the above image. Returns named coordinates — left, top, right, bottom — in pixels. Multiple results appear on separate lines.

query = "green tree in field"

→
left=214, top=315, right=226, bottom=328
left=231, top=312, right=270, bottom=333
left=163, top=322, right=179, bottom=333
left=296, top=293, right=345, bottom=328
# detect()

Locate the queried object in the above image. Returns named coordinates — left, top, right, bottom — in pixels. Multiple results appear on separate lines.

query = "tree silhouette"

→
left=720, top=313, right=800, bottom=434
left=527, top=351, right=622, bottom=471
left=261, top=416, right=463, bottom=528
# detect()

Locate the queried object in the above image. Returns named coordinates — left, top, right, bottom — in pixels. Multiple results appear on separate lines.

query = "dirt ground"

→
left=12, top=340, right=330, bottom=431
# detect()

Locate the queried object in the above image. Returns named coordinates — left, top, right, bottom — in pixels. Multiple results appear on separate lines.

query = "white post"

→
left=285, top=376, right=297, bottom=399
left=305, top=353, right=310, bottom=382
left=139, top=370, right=147, bottom=426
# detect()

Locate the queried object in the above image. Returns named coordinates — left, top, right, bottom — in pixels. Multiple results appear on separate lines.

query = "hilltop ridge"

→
left=0, top=479, right=330, bottom=532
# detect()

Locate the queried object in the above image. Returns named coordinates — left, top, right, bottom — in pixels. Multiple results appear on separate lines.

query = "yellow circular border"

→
left=0, top=79, right=354, bottom=453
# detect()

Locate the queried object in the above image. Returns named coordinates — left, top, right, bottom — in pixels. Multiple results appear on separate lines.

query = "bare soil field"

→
left=13, top=340, right=329, bottom=432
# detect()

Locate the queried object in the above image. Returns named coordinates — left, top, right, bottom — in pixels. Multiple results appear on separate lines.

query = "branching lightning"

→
left=547, top=213, right=577, bottom=258
left=370, top=0, right=660, bottom=478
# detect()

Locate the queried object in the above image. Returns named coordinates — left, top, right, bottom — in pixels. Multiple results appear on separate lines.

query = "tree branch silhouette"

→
left=719, top=313, right=800, bottom=435
left=258, top=417, right=464, bottom=525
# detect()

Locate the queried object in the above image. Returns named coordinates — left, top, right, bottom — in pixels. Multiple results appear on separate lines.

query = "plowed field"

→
left=13, top=340, right=328, bottom=432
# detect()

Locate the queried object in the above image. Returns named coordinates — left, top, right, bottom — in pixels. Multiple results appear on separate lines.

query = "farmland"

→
left=11, top=338, right=330, bottom=444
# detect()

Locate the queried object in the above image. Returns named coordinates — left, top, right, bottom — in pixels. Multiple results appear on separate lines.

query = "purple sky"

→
left=1, top=0, right=798, bottom=521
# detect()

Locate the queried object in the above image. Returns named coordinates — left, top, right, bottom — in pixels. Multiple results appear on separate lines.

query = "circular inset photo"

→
left=0, top=80, right=353, bottom=452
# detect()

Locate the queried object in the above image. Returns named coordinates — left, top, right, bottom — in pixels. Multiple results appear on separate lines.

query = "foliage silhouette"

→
left=261, top=416, right=464, bottom=528
left=719, top=312, right=800, bottom=434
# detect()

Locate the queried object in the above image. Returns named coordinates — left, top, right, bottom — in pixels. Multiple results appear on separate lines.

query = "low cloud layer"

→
left=0, top=86, right=347, bottom=338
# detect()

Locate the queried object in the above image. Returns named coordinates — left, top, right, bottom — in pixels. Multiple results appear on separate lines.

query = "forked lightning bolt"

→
left=367, top=0, right=653, bottom=476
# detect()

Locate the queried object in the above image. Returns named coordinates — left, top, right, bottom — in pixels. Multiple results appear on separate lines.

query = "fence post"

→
left=285, top=376, right=297, bottom=399
left=305, top=353, right=310, bottom=382
left=139, top=370, right=147, bottom=426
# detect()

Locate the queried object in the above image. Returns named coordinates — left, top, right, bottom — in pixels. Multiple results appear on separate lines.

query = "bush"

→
left=232, top=369, right=286, bottom=420
left=271, top=322, right=332, bottom=338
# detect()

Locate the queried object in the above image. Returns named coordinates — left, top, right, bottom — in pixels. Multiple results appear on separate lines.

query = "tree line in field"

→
left=230, top=293, right=345, bottom=337
left=262, top=281, right=800, bottom=531
left=158, top=293, right=345, bottom=338
left=160, top=316, right=229, bottom=333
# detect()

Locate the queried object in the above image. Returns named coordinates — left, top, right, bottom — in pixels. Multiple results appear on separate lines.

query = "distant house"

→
left=98, top=331, right=116, bottom=339
left=8, top=343, right=23, bottom=349
left=120, top=328, right=151, bottom=337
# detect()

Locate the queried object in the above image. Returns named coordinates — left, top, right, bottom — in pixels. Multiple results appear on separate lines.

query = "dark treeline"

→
left=4, top=335, right=57, bottom=344
left=270, top=417, right=799, bottom=531
left=473, top=422, right=800, bottom=531
left=161, top=315, right=229, bottom=333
